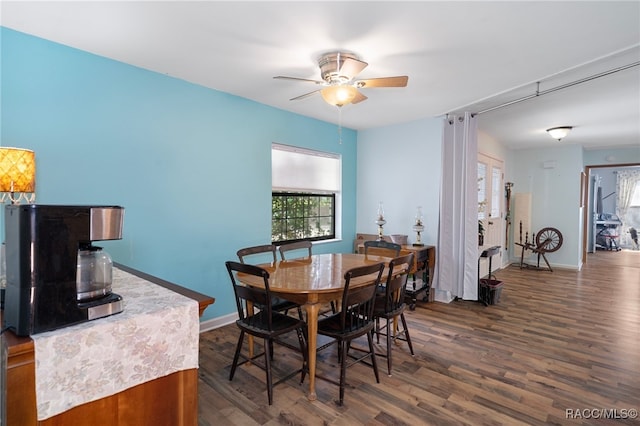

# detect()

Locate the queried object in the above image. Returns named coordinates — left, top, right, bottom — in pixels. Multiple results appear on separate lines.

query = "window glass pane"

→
left=271, top=193, right=335, bottom=242
left=478, top=162, right=487, bottom=220
left=491, top=166, right=501, bottom=218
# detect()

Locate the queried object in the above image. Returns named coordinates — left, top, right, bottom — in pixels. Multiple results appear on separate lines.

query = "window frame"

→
left=271, top=143, right=342, bottom=244
left=271, top=192, right=336, bottom=243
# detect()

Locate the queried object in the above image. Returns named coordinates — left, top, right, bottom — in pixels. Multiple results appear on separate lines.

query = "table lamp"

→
left=374, top=202, right=386, bottom=240
left=412, top=206, right=425, bottom=246
left=0, top=147, right=36, bottom=204
left=0, top=147, right=36, bottom=307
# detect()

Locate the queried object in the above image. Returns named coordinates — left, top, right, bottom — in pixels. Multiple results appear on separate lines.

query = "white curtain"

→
left=436, top=113, right=478, bottom=300
left=616, top=169, right=640, bottom=214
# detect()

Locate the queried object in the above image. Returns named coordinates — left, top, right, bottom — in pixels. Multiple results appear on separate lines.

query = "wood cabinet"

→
left=1, top=264, right=214, bottom=426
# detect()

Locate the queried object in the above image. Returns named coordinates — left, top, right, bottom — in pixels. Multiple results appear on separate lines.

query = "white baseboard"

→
left=506, top=261, right=579, bottom=272
left=199, top=312, right=238, bottom=333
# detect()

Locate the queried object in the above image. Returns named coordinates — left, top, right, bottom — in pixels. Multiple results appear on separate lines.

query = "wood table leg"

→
left=304, top=302, right=320, bottom=401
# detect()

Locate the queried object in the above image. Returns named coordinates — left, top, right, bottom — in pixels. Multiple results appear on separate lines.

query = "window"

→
left=272, top=193, right=335, bottom=242
left=271, top=143, right=341, bottom=243
left=491, top=165, right=501, bottom=219
left=477, top=153, right=504, bottom=249
left=477, top=156, right=503, bottom=221
left=631, top=183, right=640, bottom=207
left=477, top=162, right=487, bottom=220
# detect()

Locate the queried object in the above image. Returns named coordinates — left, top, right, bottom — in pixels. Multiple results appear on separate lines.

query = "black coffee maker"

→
left=3, top=204, right=125, bottom=336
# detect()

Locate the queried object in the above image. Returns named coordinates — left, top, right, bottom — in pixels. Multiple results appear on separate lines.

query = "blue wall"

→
left=1, top=27, right=358, bottom=321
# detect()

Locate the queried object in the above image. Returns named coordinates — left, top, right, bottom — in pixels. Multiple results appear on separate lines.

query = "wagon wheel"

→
left=535, top=227, right=563, bottom=253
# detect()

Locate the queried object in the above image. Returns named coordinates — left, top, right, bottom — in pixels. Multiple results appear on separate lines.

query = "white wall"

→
left=584, top=147, right=640, bottom=166
left=478, top=129, right=508, bottom=160
left=357, top=117, right=618, bottom=273
left=356, top=118, right=443, bottom=246
left=508, top=144, right=584, bottom=269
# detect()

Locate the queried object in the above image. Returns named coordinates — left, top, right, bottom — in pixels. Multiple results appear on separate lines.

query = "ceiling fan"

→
left=274, top=52, right=408, bottom=107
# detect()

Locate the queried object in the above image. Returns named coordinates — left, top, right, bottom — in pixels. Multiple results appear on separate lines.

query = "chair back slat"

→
left=363, top=240, right=401, bottom=258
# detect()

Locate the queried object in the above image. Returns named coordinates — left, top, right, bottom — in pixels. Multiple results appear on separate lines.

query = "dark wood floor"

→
left=198, top=250, right=640, bottom=425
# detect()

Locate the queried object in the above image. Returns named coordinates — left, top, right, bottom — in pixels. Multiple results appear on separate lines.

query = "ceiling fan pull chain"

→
left=337, top=106, right=343, bottom=144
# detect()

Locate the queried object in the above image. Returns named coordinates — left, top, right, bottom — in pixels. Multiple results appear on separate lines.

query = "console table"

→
left=357, top=243, right=435, bottom=309
left=2, top=263, right=214, bottom=426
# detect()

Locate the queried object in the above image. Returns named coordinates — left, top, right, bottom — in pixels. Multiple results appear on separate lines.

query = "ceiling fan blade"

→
left=274, top=76, right=324, bottom=85
left=290, top=89, right=321, bottom=101
left=351, top=90, right=368, bottom=104
left=339, top=57, right=368, bottom=79
left=356, top=76, right=408, bottom=88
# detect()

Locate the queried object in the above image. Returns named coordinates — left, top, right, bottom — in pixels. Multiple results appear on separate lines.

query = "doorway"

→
left=582, top=162, right=640, bottom=263
left=478, top=153, right=504, bottom=276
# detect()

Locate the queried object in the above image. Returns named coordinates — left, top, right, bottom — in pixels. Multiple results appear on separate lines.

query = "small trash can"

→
left=479, top=279, right=503, bottom=305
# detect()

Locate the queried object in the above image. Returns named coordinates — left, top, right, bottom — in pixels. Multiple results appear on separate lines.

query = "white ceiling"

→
left=2, top=1, right=639, bottom=151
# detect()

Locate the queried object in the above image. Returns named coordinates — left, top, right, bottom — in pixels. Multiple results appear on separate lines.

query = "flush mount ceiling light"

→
left=546, top=126, right=573, bottom=141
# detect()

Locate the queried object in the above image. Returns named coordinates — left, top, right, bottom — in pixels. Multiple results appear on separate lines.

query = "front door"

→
left=478, top=153, right=504, bottom=276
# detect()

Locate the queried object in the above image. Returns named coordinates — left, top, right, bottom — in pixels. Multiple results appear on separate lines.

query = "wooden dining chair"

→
left=315, top=262, right=385, bottom=405
left=277, top=240, right=337, bottom=315
left=236, top=244, right=278, bottom=265
left=277, top=240, right=313, bottom=260
left=373, top=252, right=415, bottom=376
left=363, top=240, right=402, bottom=258
left=237, top=244, right=303, bottom=319
left=363, top=240, right=402, bottom=297
left=225, top=261, right=308, bottom=405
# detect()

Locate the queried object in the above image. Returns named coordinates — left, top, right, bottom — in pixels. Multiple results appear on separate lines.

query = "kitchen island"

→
left=2, top=263, right=214, bottom=426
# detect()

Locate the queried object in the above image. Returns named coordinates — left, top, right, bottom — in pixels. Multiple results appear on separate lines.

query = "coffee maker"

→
left=3, top=204, right=125, bottom=336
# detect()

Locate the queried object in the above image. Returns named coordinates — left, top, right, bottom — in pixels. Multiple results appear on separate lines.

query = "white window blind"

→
left=272, top=143, right=341, bottom=193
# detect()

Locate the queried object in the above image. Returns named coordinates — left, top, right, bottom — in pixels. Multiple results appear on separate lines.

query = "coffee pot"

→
left=3, top=204, right=125, bottom=336
left=76, top=243, right=113, bottom=302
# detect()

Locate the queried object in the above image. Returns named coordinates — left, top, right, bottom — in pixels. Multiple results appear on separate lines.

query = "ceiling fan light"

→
left=546, top=126, right=573, bottom=141
left=321, top=85, right=357, bottom=107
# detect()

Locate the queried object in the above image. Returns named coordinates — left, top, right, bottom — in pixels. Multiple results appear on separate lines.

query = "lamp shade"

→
left=546, top=126, right=572, bottom=141
left=320, top=85, right=357, bottom=107
left=0, top=147, right=36, bottom=193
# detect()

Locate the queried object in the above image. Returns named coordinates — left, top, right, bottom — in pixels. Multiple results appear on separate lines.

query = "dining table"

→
left=237, top=252, right=390, bottom=401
